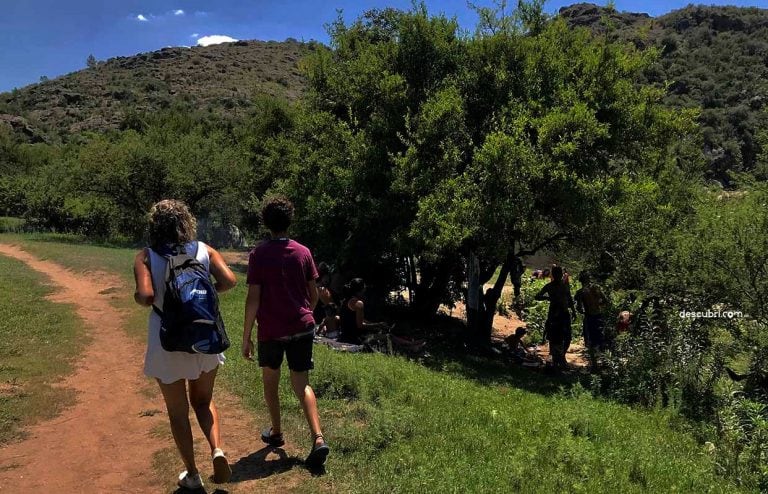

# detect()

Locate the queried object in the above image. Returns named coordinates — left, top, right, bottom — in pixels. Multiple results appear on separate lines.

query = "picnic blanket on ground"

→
left=314, top=336, right=365, bottom=352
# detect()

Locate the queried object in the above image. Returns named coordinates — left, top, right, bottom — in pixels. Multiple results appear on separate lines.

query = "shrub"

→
left=716, top=394, right=768, bottom=490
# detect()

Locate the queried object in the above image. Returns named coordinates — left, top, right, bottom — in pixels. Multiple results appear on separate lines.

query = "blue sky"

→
left=1, top=0, right=766, bottom=93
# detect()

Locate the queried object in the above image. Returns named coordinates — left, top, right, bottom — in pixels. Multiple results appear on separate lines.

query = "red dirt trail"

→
left=0, top=244, right=315, bottom=493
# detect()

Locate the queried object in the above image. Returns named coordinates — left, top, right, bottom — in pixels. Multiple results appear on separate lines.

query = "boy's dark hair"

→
left=261, top=195, right=294, bottom=233
left=551, top=265, right=563, bottom=281
left=317, top=261, right=331, bottom=279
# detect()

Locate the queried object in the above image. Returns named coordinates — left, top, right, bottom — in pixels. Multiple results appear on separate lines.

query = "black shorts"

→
left=258, top=333, right=314, bottom=372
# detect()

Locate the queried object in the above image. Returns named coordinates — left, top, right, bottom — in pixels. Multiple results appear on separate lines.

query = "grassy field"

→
left=0, top=252, right=85, bottom=445
left=0, top=233, right=748, bottom=493
left=0, top=217, right=25, bottom=233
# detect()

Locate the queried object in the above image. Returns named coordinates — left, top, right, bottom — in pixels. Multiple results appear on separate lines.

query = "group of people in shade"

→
left=313, top=271, right=388, bottom=345
left=133, top=197, right=330, bottom=491
left=510, top=264, right=627, bottom=371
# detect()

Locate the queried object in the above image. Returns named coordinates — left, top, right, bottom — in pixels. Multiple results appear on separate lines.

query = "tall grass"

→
left=0, top=217, right=25, bottom=233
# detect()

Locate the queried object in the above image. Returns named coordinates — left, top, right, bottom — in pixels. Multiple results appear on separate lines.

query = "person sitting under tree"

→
left=316, top=303, right=340, bottom=339
left=505, top=326, right=532, bottom=361
left=338, top=278, right=388, bottom=345
left=535, top=265, right=576, bottom=370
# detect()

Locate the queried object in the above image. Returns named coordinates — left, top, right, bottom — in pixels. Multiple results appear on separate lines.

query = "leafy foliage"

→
left=257, top=4, right=694, bottom=325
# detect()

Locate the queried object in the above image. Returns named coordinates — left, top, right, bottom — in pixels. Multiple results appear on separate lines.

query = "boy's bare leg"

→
left=290, top=371, right=323, bottom=445
left=262, top=367, right=282, bottom=434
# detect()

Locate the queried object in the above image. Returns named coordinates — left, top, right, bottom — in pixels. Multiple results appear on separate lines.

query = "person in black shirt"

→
left=339, top=278, right=387, bottom=344
left=535, top=265, right=576, bottom=369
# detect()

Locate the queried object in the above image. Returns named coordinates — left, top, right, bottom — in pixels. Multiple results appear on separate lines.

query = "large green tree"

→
left=261, top=2, right=696, bottom=339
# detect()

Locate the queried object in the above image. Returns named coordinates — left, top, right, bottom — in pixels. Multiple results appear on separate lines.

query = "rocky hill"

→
left=0, top=39, right=310, bottom=138
left=2, top=5, right=767, bottom=181
left=560, top=3, right=768, bottom=181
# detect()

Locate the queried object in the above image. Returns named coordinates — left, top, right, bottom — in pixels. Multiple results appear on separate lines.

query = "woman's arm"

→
left=207, top=246, right=237, bottom=292
left=133, top=249, right=154, bottom=307
left=354, top=300, right=385, bottom=330
left=318, top=285, right=333, bottom=305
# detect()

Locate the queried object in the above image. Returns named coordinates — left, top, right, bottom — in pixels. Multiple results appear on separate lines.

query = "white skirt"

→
left=144, top=312, right=225, bottom=384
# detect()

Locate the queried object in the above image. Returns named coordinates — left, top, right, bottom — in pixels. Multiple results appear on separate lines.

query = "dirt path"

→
left=0, top=245, right=314, bottom=493
left=0, top=244, right=167, bottom=492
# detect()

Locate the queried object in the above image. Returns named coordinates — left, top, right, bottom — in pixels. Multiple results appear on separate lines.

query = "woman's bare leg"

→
left=157, top=379, right=197, bottom=475
left=188, top=366, right=221, bottom=454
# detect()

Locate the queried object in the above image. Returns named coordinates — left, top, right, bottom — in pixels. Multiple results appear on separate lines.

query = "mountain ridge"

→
left=2, top=4, right=767, bottom=180
left=0, top=39, right=311, bottom=137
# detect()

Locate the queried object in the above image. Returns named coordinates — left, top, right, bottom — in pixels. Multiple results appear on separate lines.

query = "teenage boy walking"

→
left=243, top=196, right=329, bottom=467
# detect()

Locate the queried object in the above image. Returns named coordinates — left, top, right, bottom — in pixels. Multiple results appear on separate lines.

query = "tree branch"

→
left=516, top=233, right=569, bottom=257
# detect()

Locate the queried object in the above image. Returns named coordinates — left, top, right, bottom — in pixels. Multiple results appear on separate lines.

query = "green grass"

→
left=0, top=233, right=748, bottom=493
left=0, top=217, right=25, bottom=233
left=222, top=289, right=741, bottom=493
left=0, top=253, right=86, bottom=445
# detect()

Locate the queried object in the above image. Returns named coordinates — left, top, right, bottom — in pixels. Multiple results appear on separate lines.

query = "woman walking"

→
left=133, top=199, right=237, bottom=490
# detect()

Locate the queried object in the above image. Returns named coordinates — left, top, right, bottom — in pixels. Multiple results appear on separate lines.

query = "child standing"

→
left=242, top=196, right=330, bottom=467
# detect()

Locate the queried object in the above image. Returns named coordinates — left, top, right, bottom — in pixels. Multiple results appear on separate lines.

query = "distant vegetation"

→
left=1, top=2, right=768, bottom=489
left=560, top=3, right=768, bottom=184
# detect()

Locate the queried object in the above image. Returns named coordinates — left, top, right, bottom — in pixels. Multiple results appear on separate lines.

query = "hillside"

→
left=2, top=5, right=768, bottom=181
left=560, top=3, right=768, bottom=182
left=0, top=39, right=310, bottom=138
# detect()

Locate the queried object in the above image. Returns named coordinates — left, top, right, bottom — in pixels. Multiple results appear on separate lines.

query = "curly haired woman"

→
left=133, top=199, right=237, bottom=490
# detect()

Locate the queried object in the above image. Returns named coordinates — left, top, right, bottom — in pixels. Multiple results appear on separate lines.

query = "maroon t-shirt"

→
left=247, top=238, right=318, bottom=341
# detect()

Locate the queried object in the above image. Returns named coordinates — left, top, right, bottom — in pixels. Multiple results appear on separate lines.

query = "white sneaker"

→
left=212, top=448, right=232, bottom=483
left=178, top=470, right=204, bottom=490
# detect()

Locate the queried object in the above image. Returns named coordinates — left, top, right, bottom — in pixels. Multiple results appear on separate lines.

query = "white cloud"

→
left=190, top=33, right=200, bottom=38
left=196, top=35, right=238, bottom=47
left=174, top=9, right=185, bottom=16
left=136, top=14, right=148, bottom=22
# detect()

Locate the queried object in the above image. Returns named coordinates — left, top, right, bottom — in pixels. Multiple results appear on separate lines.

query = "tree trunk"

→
left=466, top=250, right=481, bottom=339
left=412, top=256, right=451, bottom=319
left=477, top=251, right=513, bottom=345
left=407, top=255, right=417, bottom=307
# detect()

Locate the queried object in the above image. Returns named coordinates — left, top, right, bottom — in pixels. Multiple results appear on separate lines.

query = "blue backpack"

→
left=152, top=242, right=230, bottom=354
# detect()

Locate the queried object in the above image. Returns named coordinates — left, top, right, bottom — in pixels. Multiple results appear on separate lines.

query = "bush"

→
left=599, top=300, right=724, bottom=417
left=0, top=217, right=25, bottom=233
left=60, top=197, right=119, bottom=238
left=517, top=277, right=549, bottom=343
left=716, top=394, right=768, bottom=490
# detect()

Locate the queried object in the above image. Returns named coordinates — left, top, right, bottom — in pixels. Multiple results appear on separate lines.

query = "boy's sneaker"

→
left=212, top=448, right=232, bottom=483
left=261, top=427, right=285, bottom=447
left=177, top=471, right=203, bottom=490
